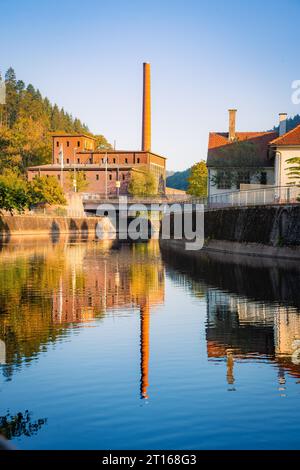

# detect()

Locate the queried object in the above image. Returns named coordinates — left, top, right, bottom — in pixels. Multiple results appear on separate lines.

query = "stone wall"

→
left=204, top=205, right=300, bottom=246
left=0, top=214, right=115, bottom=243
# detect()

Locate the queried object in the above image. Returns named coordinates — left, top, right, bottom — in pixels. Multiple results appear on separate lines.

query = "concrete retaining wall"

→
left=0, top=214, right=115, bottom=243
left=204, top=205, right=300, bottom=247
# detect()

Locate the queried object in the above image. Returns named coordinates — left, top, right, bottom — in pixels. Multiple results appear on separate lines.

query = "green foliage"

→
left=0, top=67, right=92, bottom=172
left=0, top=170, right=66, bottom=213
left=286, top=157, right=300, bottom=201
left=128, top=170, right=157, bottom=197
left=0, top=180, right=28, bottom=213
left=187, top=161, right=208, bottom=197
left=210, top=140, right=262, bottom=189
left=66, top=170, right=88, bottom=192
left=166, top=169, right=190, bottom=191
left=210, top=140, right=262, bottom=168
left=94, top=135, right=113, bottom=150
left=28, top=176, right=66, bottom=205
left=286, top=157, right=300, bottom=183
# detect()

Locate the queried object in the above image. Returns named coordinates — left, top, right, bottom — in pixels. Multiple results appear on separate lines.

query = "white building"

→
left=207, top=109, right=278, bottom=197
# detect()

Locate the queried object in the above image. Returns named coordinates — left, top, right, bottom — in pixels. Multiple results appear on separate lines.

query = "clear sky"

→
left=1, top=0, right=300, bottom=170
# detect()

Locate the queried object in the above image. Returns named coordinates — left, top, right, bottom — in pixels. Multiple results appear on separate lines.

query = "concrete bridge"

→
left=82, top=193, right=191, bottom=215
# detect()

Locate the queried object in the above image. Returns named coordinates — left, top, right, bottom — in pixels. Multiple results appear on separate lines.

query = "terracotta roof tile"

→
left=270, top=124, right=300, bottom=146
left=207, top=131, right=278, bottom=167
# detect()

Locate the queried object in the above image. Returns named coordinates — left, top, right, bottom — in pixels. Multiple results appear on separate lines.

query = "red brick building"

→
left=27, top=133, right=166, bottom=195
left=27, top=64, right=167, bottom=196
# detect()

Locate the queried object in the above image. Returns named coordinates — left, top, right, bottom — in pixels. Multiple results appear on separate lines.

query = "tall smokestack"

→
left=228, top=109, right=237, bottom=141
left=279, top=113, right=287, bottom=136
left=142, top=62, right=151, bottom=152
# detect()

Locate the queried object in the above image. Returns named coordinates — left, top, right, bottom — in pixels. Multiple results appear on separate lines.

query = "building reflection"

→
left=161, top=241, right=300, bottom=386
left=0, top=239, right=164, bottom=397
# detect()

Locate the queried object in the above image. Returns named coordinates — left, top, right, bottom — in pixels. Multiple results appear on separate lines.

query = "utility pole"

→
left=105, top=152, right=108, bottom=199
left=73, top=147, right=78, bottom=192
left=59, top=145, right=64, bottom=189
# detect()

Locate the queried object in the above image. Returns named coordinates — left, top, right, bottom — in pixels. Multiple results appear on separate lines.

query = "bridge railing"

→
left=191, top=185, right=300, bottom=209
left=82, top=193, right=192, bottom=204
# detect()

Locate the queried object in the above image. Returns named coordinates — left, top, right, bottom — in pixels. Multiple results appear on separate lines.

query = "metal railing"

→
left=82, top=193, right=192, bottom=204
left=193, top=185, right=300, bottom=210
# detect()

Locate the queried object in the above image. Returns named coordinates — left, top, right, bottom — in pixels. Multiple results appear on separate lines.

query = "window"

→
left=96, top=175, right=99, bottom=180
left=125, top=158, right=128, bottom=164
left=109, top=174, right=112, bottom=181
left=56, top=141, right=59, bottom=147
left=66, top=158, right=69, bottom=164
left=260, top=172, right=267, bottom=185
left=237, top=171, right=250, bottom=186
left=113, top=158, right=116, bottom=164
left=137, top=158, right=140, bottom=163
left=67, top=141, right=70, bottom=147
left=77, top=158, right=80, bottom=163
left=77, top=141, right=80, bottom=147
left=122, top=174, right=125, bottom=181
left=216, top=171, right=232, bottom=190
left=89, top=157, right=92, bottom=164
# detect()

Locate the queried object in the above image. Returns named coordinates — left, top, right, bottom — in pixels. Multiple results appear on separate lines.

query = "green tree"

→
left=94, top=135, right=112, bottom=150
left=286, top=157, right=300, bottom=184
left=128, top=172, right=145, bottom=196
left=187, top=161, right=208, bottom=197
left=128, top=170, right=157, bottom=197
left=29, top=176, right=66, bottom=205
left=144, top=171, right=157, bottom=196
left=0, top=181, right=28, bottom=213
left=0, top=66, right=110, bottom=173
left=66, top=170, right=88, bottom=192
left=210, top=140, right=262, bottom=189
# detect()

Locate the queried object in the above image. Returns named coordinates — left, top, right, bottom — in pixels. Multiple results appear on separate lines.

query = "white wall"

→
left=275, top=147, right=300, bottom=186
left=208, top=167, right=275, bottom=197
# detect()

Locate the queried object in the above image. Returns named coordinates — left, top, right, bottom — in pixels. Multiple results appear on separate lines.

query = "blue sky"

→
left=1, top=0, right=300, bottom=170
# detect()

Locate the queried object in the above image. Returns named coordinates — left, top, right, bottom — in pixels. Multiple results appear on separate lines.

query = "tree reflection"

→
left=0, top=410, right=46, bottom=440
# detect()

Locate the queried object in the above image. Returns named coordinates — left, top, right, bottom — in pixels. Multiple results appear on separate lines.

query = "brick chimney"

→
left=142, top=63, right=151, bottom=152
left=228, top=109, right=237, bottom=141
left=279, top=113, right=287, bottom=136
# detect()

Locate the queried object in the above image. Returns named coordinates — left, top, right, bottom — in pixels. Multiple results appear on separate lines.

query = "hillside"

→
left=0, top=67, right=110, bottom=171
left=166, top=168, right=190, bottom=191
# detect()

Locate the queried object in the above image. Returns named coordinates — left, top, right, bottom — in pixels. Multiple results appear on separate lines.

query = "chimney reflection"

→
left=226, top=350, right=235, bottom=386
left=49, top=240, right=164, bottom=399
left=140, top=303, right=150, bottom=399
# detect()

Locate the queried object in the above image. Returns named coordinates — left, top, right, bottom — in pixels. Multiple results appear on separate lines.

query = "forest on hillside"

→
left=0, top=67, right=110, bottom=173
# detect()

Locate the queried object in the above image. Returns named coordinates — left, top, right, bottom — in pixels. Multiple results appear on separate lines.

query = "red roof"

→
left=270, top=124, right=300, bottom=146
left=207, top=131, right=278, bottom=167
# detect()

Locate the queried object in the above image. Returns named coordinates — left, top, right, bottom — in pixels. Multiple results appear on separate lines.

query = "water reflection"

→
left=0, top=239, right=164, bottom=403
left=161, top=242, right=300, bottom=387
left=1, top=239, right=300, bottom=448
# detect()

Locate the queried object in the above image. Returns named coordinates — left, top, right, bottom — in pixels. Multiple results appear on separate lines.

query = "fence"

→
left=195, top=185, right=300, bottom=210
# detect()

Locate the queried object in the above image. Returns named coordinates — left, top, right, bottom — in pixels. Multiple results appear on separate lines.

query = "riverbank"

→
left=0, top=214, right=115, bottom=242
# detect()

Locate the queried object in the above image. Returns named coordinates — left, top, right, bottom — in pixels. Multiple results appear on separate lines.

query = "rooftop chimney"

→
left=228, top=109, right=237, bottom=141
left=279, top=113, right=287, bottom=136
left=142, top=63, right=151, bottom=152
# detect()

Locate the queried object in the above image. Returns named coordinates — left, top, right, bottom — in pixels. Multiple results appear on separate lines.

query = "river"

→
left=0, top=238, right=300, bottom=449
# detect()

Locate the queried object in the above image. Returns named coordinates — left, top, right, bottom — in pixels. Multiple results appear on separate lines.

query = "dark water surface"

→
left=0, top=238, right=300, bottom=449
